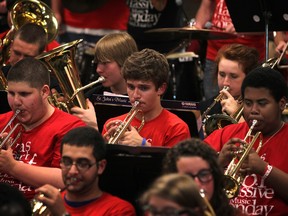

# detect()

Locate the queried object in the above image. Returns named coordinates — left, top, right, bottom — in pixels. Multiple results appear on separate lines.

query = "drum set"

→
left=145, top=27, right=237, bottom=101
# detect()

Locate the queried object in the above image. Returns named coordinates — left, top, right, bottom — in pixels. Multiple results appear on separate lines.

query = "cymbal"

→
left=145, top=27, right=237, bottom=40
left=166, top=52, right=199, bottom=59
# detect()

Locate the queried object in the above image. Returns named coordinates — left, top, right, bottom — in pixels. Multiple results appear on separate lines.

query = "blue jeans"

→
left=203, top=59, right=219, bottom=99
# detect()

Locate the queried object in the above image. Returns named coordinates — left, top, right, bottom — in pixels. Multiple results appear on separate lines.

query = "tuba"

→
left=108, top=101, right=145, bottom=144
left=223, top=120, right=262, bottom=199
left=0, top=68, right=7, bottom=91
left=0, top=110, right=22, bottom=149
left=0, top=0, right=58, bottom=67
left=36, top=39, right=105, bottom=113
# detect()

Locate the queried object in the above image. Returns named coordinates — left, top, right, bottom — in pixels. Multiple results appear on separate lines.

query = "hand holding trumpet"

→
left=0, top=138, right=17, bottom=174
left=218, top=138, right=245, bottom=167
left=104, top=120, right=145, bottom=146
left=34, top=184, right=67, bottom=216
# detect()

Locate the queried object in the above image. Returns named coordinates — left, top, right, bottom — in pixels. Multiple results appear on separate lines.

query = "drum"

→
left=163, top=52, right=203, bottom=101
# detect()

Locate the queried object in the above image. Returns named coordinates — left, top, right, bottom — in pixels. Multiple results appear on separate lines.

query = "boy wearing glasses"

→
left=36, top=126, right=136, bottom=216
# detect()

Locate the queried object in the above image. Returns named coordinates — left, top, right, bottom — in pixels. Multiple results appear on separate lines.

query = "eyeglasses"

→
left=60, top=157, right=97, bottom=172
left=143, top=205, right=199, bottom=216
left=186, top=169, right=213, bottom=183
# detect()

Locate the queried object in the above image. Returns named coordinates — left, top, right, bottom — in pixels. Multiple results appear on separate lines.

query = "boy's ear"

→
left=279, top=97, right=287, bottom=111
left=158, top=83, right=167, bottom=95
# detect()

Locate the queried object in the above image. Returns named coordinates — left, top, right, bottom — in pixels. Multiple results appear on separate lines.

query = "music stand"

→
left=225, top=0, right=288, bottom=60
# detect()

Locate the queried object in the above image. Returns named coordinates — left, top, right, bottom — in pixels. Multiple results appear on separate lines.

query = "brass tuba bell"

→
left=0, top=0, right=58, bottom=67
left=0, top=68, right=7, bottom=91
left=36, top=39, right=105, bottom=113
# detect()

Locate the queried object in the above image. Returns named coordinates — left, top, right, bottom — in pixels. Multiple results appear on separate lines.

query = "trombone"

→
left=0, top=110, right=22, bottom=149
left=201, top=86, right=243, bottom=136
left=262, top=41, right=288, bottom=70
left=223, top=120, right=262, bottom=199
left=201, top=86, right=230, bottom=124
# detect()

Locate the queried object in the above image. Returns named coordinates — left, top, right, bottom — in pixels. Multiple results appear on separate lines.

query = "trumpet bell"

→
left=223, top=175, right=240, bottom=199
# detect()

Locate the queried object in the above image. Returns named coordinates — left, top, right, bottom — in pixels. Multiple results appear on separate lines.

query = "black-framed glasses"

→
left=60, top=157, right=97, bottom=172
left=187, top=169, right=213, bottom=183
left=143, top=205, right=199, bottom=216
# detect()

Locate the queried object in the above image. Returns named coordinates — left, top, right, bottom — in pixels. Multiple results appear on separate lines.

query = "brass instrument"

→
left=199, top=189, right=216, bottom=216
left=31, top=178, right=78, bottom=216
left=0, top=110, right=22, bottom=149
left=223, top=120, right=262, bottom=199
left=31, top=195, right=50, bottom=216
left=201, top=86, right=243, bottom=136
left=262, top=42, right=288, bottom=70
left=201, top=86, right=230, bottom=124
left=0, top=0, right=58, bottom=67
left=204, top=105, right=243, bottom=136
left=0, top=68, right=7, bottom=91
left=108, top=101, right=145, bottom=144
left=36, top=39, right=105, bottom=113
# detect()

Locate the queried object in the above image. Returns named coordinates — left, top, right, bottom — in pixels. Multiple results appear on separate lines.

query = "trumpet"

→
left=108, top=101, right=145, bottom=144
left=31, top=177, right=78, bottom=216
left=223, top=120, right=262, bottom=199
left=0, top=110, right=22, bottom=149
left=31, top=195, right=50, bottom=216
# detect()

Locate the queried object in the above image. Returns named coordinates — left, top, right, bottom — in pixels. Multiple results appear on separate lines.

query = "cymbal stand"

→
left=165, top=39, right=191, bottom=100
left=260, top=0, right=272, bottom=61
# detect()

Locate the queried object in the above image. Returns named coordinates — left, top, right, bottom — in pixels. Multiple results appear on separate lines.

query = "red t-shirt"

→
left=0, top=109, right=86, bottom=200
left=102, top=109, right=191, bottom=147
left=204, top=122, right=288, bottom=216
left=62, top=192, right=136, bottom=216
left=62, top=0, right=129, bottom=30
left=206, top=0, right=265, bottom=61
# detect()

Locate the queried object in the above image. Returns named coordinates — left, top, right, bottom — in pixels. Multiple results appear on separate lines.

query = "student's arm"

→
left=0, top=144, right=64, bottom=189
left=195, top=0, right=215, bottom=29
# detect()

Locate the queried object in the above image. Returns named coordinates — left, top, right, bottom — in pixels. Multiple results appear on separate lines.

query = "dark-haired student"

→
left=204, top=67, right=288, bottom=215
